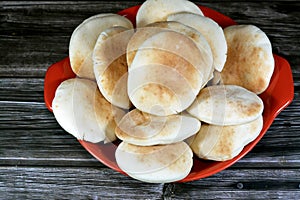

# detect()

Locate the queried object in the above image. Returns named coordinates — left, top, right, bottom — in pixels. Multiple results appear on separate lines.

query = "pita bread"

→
left=93, top=26, right=134, bottom=109
left=187, top=85, right=264, bottom=126
left=167, top=12, right=227, bottom=72
left=146, top=21, right=214, bottom=85
left=115, top=109, right=201, bottom=146
left=128, top=31, right=211, bottom=116
left=128, top=64, right=197, bottom=116
left=127, top=21, right=213, bottom=83
left=136, top=0, right=203, bottom=28
left=190, top=115, right=263, bottom=161
left=52, top=78, right=125, bottom=143
left=221, top=25, right=274, bottom=94
left=127, top=26, right=168, bottom=68
left=115, top=141, right=193, bottom=183
left=69, top=14, right=133, bottom=80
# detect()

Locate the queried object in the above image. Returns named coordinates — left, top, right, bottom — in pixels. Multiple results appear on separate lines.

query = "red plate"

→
left=44, top=5, right=294, bottom=182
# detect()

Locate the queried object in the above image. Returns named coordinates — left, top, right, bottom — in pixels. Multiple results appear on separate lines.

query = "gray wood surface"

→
left=1, top=167, right=299, bottom=200
left=0, top=1, right=299, bottom=199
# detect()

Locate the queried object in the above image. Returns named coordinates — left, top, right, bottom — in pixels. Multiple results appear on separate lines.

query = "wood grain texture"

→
left=0, top=166, right=164, bottom=200
left=0, top=1, right=299, bottom=199
left=0, top=101, right=299, bottom=168
left=0, top=167, right=299, bottom=200
left=165, top=169, right=300, bottom=199
left=0, top=1, right=299, bottom=77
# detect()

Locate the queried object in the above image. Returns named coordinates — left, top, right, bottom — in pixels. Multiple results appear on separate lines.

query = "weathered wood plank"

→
left=2, top=99, right=299, bottom=130
left=0, top=78, right=44, bottom=102
left=0, top=100, right=299, bottom=167
left=0, top=128, right=99, bottom=167
left=1, top=167, right=299, bottom=200
left=0, top=1, right=299, bottom=198
left=0, top=56, right=299, bottom=101
left=0, top=66, right=298, bottom=103
left=164, top=169, right=300, bottom=199
left=0, top=60, right=298, bottom=102
left=0, top=68, right=298, bottom=102
left=0, top=36, right=69, bottom=78
left=0, top=166, right=164, bottom=200
left=0, top=132, right=299, bottom=168
left=0, top=101, right=57, bottom=129
left=0, top=1, right=299, bottom=77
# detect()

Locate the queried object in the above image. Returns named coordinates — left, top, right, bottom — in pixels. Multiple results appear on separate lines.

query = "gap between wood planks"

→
left=0, top=166, right=299, bottom=199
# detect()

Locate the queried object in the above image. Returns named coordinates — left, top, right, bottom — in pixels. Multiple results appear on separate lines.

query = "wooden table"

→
left=1, top=1, right=299, bottom=199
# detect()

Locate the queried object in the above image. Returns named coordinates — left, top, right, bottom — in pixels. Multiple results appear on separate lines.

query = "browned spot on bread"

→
left=129, top=109, right=151, bottom=126
left=124, top=142, right=165, bottom=154
left=167, top=150, right=190, bottom=173
left=116, top=108, right=182, bottom=142
left=94, top=89, right=118, bottom=131
left=71, top=51, right=84, bottom=74
left=213, top=127, right=235, bottom=156
left=232, top=100, right=262, bottom=118
left=122, top=142, right=190, bottom=172
left=145, top=49, right=200, bottom=89
left=147, top=22, right=169, bottom=29
left=134, top=147, right=179, bottom=170
left=127, top=26, right=166, bottom=67
left=101, top=54, right=128, bottom=96
left=244, top=102, right=262, bottom=117
left=115, top=126, right=126, bottom=138
left=189, top=32, right=198, bottom=40
left=115, top=109, right=151, bottom=139
left=221, top=25, right=273, bottom=94
left=141, top=83, right=176, bottom=105
left=127, top=51, right=136, bottom=68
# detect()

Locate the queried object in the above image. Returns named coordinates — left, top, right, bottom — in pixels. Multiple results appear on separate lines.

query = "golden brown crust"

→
left=221, top=25, right=274, bottom=94
left=187, top=85, right=264, bottom=125
left=69, top=14, right=133, bottom=80
left=93, top=26, right=133, bottom=108
left=190, top=115, right=263, bottom=161
left=100, top=54, right=128, bottom=97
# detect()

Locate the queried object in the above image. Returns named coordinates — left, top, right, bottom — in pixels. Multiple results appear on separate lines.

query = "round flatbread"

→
left=115, top=141, right=193, bottom=183
left=128, top=31, right=211, bottom=116
left=167, top=12, right=227, bottom=72
left=93, top=26, right=134, bottom=109
left=115, top=109, right=201, bottom=146
left=187, top=85, right=264, bottom=126
left=136, top=0, right=203, bottom=27
left=127, top=26, right=168, bottom=68
left=190, top=115, right=263, bottom=161
left=69, top=14, right=133, bottom=80
left=221, top=25, right=274, bottom=94
left=146, top=21, right=213, bottom=85
left=52, top=78, right=125, bottom=143
left=127, top=21, right=213, bottom=82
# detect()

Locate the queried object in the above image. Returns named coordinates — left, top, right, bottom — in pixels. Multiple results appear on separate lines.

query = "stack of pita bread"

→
left=51, top=0, right=274, bottom=183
